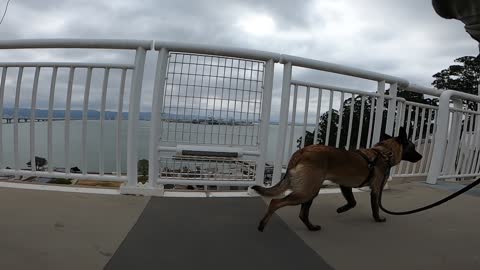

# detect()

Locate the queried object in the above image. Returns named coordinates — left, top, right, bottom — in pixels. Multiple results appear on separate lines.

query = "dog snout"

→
left=413, top=152, right=422, bottom=162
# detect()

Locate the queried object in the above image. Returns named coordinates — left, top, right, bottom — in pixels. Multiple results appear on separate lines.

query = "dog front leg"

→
left=337, top=185, right=357, bottom=213
left=370, top=191, right=386, bottom=222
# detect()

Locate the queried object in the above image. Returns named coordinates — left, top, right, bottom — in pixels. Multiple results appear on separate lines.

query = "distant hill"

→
left=1, top=108, right=273, bottom=123
left=2, top=108, right=151, bottom=121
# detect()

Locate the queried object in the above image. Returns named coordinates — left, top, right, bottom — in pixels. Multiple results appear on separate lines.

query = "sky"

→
left=0, top=0, right=478, bottom=121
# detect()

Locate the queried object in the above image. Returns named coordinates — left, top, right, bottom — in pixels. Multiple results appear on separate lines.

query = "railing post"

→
left=0, top=67, right=5, bottom=169
left=385, top=82, right=398, bottom=135
left=443, top=99, right=463, bottom=177
left=148, top=48, right=169, bottom=188
left=272, top=62, right=292, bottom=184
left=426, top=93, right=453, bottom=184
left=126, top=47, right=147, bottom=188
left=475, top=83, right=480, bottom=174
left=371, top=81, right=385, bottom=145
left=255, top=59, right=275, bottom=186
left=382, top=82, right=397, bottom=184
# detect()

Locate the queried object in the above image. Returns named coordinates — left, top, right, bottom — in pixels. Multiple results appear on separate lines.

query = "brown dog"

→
left=252, top=126, right=422, bottom=232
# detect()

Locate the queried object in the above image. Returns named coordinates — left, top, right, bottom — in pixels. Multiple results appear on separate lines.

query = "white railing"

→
left=427, top=90, right=480, bottom=184
left=271, top=54, right=447, bottom=183
left=283, top=81, right=403, bottom=161
left=148, top=42, right=277, bottom=189
left=392, top=101, right=439, bottom=178
left=0, top=39, right=150, bottom=187
left=0, top=38, right=476, bottom=195
left=276, top=80, right=442, bottom=181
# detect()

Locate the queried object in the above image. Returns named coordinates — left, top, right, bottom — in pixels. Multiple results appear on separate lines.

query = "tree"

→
left=432, top=56, right=480, bottom=110
left=298, top=95, right=380, bottom=150
left=394, top=88, right=438, bottom=140
left=26, top=156, right=48, bottom=171
left=297, top=88, right=436, bottom=150
left=431, top=55, right=480, bottom=137
left=138, top=159, right=149, bottom=184
left=297, top=55, right=480, bottom=150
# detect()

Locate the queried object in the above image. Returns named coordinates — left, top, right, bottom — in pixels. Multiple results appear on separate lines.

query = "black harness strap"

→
left=355, top=150, right=378, bottom=188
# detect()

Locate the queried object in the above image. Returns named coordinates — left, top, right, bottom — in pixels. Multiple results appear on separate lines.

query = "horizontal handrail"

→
left=0, top=39, right=152, bottom=50
left=450, top=107, right=480, bottom=115
left=152, top=40, right=446, bottom=98
left=0, top=62, right=135, bottom=69
left=0, top=39, right=446, bottom=95
left=439, top=90, right=480, bottom=104
left=406, top=83, right=444, bottom=97
left=0, top=39, right=446, bottom=96
left=284, top=55, right=446, bottom=98
left=154, top=40, right=281, bottom=62
left=439, top=173, right=480, bottom=179
left=157, top=179, right=255, bottom=187
left=291, top=80, right=382, bottom=98
left=282, top=54, right=409, bottom=85
left=404, top=101, right=439, bottom=110
left=0, top=169, right=126, bottom=182
left=291, top=80, right=406, bottom=103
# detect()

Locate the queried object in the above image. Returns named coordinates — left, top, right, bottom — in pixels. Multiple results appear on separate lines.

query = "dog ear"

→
left=408, top=124, right=414, bottom=140
left=397, top=126, right=409, bottom=144
left=399, top=126, right=407, bottom=139
left=380, top=132, right=392, bottom=141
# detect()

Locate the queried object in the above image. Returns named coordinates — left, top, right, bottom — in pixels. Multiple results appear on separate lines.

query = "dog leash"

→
left=378, top=168, right=480, bottom=215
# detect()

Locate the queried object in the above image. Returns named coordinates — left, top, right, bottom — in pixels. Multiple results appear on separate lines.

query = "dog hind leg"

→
left=299, top=198, right=321, bottom=231
left=258, top=192, right=309, bottom=232
left=370, top=180, right=386, bottom=222
left=336, top=185, right=357, bottom=213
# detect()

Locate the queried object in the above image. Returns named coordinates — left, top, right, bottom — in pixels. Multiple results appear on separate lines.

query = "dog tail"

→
left=251, top=170, right=290, bottom=197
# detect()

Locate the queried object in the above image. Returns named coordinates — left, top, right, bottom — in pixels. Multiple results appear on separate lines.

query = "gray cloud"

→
left=0, top=0, right=478, bottom=120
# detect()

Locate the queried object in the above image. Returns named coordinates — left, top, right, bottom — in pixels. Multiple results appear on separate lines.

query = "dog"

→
left=252, top=126, right=422, bottom=232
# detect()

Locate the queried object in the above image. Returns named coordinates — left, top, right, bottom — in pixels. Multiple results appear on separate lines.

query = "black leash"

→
left=379, top=172, right=480, bottom=215
left=355, top=147, right=480, bottom=215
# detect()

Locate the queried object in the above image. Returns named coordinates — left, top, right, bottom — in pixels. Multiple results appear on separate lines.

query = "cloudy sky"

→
left=0, top=0, right=478, bottom=120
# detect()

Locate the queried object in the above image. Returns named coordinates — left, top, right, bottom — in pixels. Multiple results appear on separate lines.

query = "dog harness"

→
left=355, top=150, right=378, bottom=187
left=355, top=148, right=393, bottom=188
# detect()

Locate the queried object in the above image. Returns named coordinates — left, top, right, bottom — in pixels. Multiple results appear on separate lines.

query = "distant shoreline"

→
left=1, top=118, right=314, bottom=125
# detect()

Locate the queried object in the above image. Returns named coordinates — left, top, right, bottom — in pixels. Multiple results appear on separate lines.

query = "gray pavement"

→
left=105, top=197, right=332, bottom=270
left=276, top=181, right=480, bottom=270
left=2, top=181, right=480, bottom=270
left=0, top=187, right=149, bottom=270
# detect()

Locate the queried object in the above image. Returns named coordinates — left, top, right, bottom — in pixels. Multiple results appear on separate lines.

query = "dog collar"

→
left=371, top=148, right=394, bottom=168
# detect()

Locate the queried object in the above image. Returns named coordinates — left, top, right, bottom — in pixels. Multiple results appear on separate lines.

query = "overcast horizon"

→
left=0, top=0, right=478, bottom=121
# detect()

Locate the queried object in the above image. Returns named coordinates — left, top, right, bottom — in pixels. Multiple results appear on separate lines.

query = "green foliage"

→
left=432, top=56, right=480, bottom=110
left=138, top=175, right=148, bottom=184
left=298, top=55, right=480, bottom=150
left=297, top=95, right=382, bottom=150
left=138, top=159, right=149, bottom=184
left=26, top=156, right=48, bottom=171
left=138, top=159, right=149, bottom=176
left=297, top=88, right=438, bottom=150
left=48, top=178, right=71, bottom=185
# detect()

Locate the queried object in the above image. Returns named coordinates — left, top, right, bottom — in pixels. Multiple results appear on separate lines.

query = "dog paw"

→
left=374, top=216, right=387, bottom=222
left=257, top=223, right=265, bottom=232
left=337, top=204, right=356, bottom=213
left=308, top=225, right=322, bottom=231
